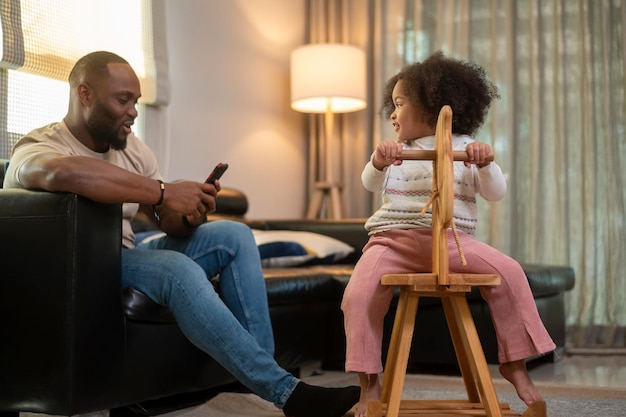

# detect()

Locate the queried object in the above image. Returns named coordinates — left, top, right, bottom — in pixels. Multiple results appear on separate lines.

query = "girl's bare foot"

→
left=354, top=373, right=381, bottom=417
left=499, top=360, right=543, bottom=406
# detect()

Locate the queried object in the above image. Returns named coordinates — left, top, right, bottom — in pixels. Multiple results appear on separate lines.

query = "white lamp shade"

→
left=290, top=43, right=367, bottom=114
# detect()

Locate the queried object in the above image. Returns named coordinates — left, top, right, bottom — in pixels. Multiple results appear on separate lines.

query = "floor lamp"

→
left=290, top=43, right=367, bottom=219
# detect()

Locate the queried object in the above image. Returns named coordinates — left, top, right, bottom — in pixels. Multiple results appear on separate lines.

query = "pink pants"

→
left=341, top=228, right=556, bottom=374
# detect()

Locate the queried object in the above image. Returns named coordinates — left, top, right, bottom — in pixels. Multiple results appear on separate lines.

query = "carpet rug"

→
left=158, top=371, right=626, bottom=417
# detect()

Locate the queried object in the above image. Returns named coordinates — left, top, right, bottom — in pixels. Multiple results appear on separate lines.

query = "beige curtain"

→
left=308, top=0, right=626, bottom=350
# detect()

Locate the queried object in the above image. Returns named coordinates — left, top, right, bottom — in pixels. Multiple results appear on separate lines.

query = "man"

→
left=3, top=51, right=358, bottom=417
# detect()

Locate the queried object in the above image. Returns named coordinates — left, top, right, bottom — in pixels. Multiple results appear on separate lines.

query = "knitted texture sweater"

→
left=363, top=134, right=507, bottom=236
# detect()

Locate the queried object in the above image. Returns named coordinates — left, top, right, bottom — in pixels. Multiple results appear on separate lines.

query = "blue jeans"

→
left=121, top=220, right=298, bottom=408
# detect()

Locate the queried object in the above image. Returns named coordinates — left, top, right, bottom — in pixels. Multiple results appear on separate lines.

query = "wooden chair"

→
left=366, top=105, right=519, bottom=417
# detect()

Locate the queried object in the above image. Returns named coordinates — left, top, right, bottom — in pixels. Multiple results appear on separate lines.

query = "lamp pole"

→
left=306, top=103, right=343, bottom=219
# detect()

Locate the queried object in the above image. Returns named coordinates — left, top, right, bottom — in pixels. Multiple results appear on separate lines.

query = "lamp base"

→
left=306, top=181, right=343, bottom=219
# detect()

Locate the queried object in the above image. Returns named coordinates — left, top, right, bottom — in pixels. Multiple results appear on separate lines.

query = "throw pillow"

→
left=252, top=229, right=354, bottom=267
left=133, top=228, right=355, bottom=268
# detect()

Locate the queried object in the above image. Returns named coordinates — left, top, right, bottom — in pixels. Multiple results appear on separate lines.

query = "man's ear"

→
left=76, top=83, right=93, bottom=106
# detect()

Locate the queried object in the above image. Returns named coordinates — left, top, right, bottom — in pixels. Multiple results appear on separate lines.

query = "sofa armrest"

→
left=0, top=190, right=125, bottom=415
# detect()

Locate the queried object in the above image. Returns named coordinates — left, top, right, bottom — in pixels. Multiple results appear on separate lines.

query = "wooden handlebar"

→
left=398, top=150, right=495, bottom=162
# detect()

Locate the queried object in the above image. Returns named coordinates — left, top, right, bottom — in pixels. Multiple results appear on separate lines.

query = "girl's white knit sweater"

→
left=363, top=134, right=507, bottom=236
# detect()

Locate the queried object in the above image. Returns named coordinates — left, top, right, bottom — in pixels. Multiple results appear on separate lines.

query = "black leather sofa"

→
left=0, top=159, right=575, bottom=416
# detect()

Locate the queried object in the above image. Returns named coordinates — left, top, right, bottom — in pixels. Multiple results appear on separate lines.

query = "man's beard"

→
left=87, top=101, right=128, bottom=151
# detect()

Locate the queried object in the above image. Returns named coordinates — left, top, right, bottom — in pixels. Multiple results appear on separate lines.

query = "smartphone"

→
left=205, top=162, right=229, bottom=184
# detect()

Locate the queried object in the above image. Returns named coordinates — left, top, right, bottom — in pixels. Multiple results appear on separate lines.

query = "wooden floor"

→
left=301, top=353, right=626, bottom=417
left=17, top=353, right=625, bottom=417
left=507, top=352, right=626, bottom=389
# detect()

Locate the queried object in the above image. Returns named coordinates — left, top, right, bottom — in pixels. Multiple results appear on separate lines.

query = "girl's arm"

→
left=362, top=158, right=388, bottom=192
left=362, top=140, right=404, bottom=192
left=476, top=162, right=507, bottom=201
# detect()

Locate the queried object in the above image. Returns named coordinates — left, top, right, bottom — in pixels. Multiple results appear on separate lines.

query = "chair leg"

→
left=378, top=290, right=420, bottom=417
left=443, top=295, right=503, bottom=417
left=442, top=296, right=481, bottom=402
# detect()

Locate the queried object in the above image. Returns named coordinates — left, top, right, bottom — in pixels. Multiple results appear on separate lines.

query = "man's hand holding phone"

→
left=178, top=163, right=229, bottom=232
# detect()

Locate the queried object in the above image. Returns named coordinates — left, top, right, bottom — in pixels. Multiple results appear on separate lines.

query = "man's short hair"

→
left=68, top=51, right=129, bottom=87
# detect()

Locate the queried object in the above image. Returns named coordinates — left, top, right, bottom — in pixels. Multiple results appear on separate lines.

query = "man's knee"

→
left=199, top=219, right=251, bottom=236
left=196, top=220, right=255, bottom=249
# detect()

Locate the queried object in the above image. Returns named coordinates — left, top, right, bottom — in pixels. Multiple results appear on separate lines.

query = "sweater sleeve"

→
left=476, top=162, right=507, bottom=201
left=361, top=158, right=388, bottom=192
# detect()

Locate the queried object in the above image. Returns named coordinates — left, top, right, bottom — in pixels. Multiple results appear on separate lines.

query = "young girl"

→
left=341, top=51, right=553, bottom=417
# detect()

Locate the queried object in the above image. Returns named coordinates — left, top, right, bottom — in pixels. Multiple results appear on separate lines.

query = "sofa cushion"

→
left=460, top=263, right=575, bottom=303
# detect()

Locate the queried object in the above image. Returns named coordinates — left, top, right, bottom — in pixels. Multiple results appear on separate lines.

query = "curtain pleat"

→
left=0, top=0, right=24, bottom=69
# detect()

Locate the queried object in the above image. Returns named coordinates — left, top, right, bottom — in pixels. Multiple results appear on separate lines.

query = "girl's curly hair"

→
left=380, top=51, right=500, bottom=136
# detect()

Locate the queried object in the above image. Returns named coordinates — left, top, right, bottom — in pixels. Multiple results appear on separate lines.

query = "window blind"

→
left=0, top=0, right=165, bottom=105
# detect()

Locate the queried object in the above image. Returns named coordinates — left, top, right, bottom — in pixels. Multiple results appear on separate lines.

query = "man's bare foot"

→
left=499, top=360, right=543, bottom=406
left=354, top=373, right=381, bottom=417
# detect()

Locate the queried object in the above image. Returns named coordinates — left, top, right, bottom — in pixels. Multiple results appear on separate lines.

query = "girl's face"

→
left=390, top=80, right=435, bottom=142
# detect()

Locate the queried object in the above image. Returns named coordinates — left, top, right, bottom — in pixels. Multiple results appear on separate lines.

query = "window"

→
left=0, top=0, right=163, bottom=159
left=0, top=69, right=145, bottom=159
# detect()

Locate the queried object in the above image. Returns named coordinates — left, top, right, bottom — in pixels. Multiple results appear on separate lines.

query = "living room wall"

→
left=164, top=0, right=308, bottom=219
